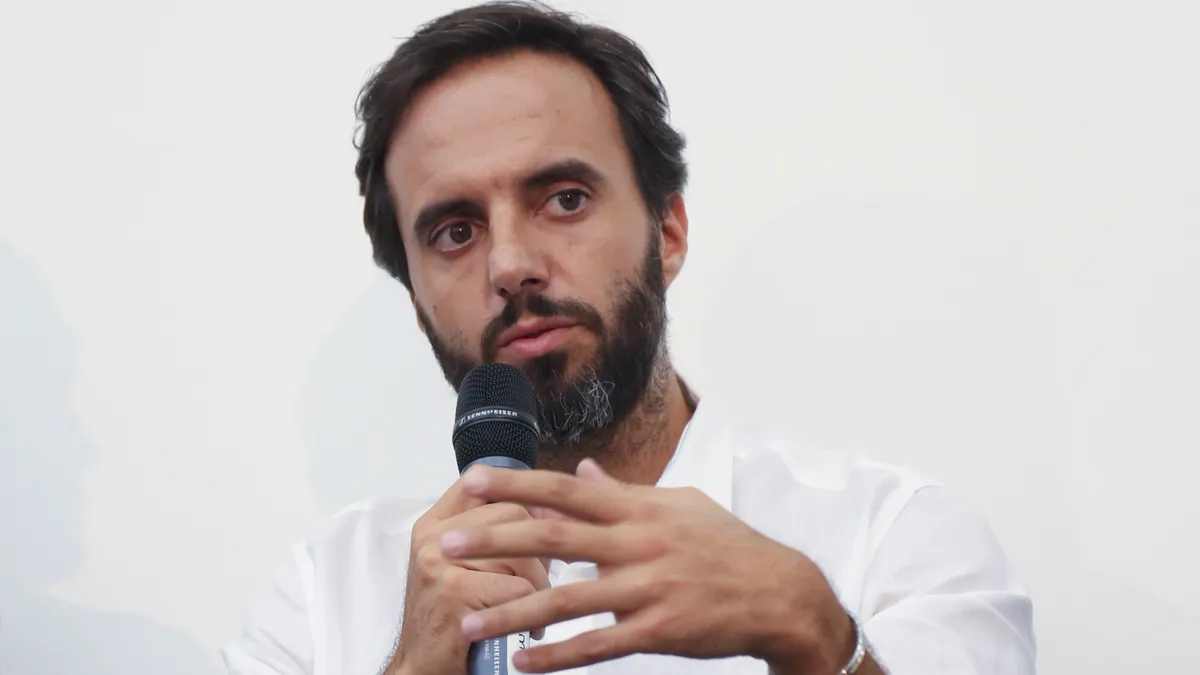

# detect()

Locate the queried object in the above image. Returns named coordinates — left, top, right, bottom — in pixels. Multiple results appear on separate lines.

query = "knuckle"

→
left=516, top=576, right=538, bottom=597
left=632, top=566, right=676, bottom=603
left=539, top=520, right=569, bottom=548
left=526, top=563, right=551, bottom=590
left=581, top=634, right=614, bottom=662
left=414, top=541, right=443, bottom=571
left=548, top=473, right=576, bottom=502
left=439, top=565, right=469, bottom=596
left=633, top=497, right=664, bottom=520
left=641, top=610, right=675, bottom=642
left=410, top=518, right=432, bottom=547
left=638, top=574, right=666, bottom=604
left=647, top=572, right=678, bottom=601
left=549, top=586, right=580, bottom=615
left=412, top=551, right=437, bottom=585
left=480, top=502, right=524, bottom=523
left=631, top=529, right=668, bottom=558
left=502, top=502, right=532, bottom=521
left=498, top=574, right=536, bottom=601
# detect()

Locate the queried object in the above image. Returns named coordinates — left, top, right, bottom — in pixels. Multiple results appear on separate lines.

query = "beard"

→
left=416, top=237, right=668, bottom=449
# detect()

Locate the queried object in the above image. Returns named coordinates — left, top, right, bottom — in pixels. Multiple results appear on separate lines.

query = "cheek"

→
left=419, top=276, right=489, bottom=354
left=556, top=218, right=645, bottom=295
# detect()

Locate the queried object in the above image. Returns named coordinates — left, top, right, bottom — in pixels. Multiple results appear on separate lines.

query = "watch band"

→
left=839, top=612, right=867, bottom=675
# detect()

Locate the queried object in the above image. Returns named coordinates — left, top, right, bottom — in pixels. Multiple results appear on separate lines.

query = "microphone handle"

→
left=462, top=455, right=534, bottom=675
left=468, top=633, right=532, bottom=675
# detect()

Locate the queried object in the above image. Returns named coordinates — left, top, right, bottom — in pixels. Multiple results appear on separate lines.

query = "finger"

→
left=461, top=466, right=629, bottom=523
left=574, top=458, right=618, bottom=484
left=424, top=465, right=491, bottom=519
left=531, top=508, right=583, bottom=566
left=531, top=507, right=579, bottom=566
left=511, top=622, right=647, bottom=673
left=444, top=501, right=533, bottom=529
left=503, top=555, right=552, bottom=594
left=444, top=502, right=548, bottom=574
left=461, top=567, right=550, bottom=644
left=441, top=519, right=627, bottom=565
left=458, top=555, right=550, bottom=592
left=530, top=506, right=577, bottom=522
left=461, top=578, right=639, bottom=643
left=447, top=505, right=550, bottom=587
left=462, top=569, right=540, bottom=611
left=445, top=503, right=550, bottom=590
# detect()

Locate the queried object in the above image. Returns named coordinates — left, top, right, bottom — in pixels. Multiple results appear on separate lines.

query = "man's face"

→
left=384, top=50, right=687, bottom=446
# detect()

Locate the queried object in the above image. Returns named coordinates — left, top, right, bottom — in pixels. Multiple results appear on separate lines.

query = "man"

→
left=223, top=2, right=1036, bottom=673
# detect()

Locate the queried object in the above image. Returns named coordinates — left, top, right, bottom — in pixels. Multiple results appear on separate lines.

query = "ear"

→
left=659, top=193, right=689, bottom=290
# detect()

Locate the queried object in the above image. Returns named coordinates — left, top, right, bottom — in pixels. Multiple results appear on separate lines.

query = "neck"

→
left=537, top=363, right=696, bottom=486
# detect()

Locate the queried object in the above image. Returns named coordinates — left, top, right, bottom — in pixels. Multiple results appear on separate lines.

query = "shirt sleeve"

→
left=221, top=543, right=316, bottom=675
left=859, top=485, right=1037, bottom=674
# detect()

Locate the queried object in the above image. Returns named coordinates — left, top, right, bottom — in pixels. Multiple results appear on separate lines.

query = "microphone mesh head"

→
left=453, top=363, right=539, bottom=472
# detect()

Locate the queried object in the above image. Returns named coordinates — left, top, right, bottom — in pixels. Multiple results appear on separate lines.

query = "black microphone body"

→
left=452, top=363, right=539, bottom=675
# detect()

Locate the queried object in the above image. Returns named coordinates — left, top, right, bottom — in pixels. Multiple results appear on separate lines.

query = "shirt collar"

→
left=652, top=396, right=734, bottom=512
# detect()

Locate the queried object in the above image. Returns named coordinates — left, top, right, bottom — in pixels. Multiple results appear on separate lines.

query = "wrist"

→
left=383, top=651, right=412, bottom=675
left=391, top=663, right=423, bottom=675
left=760, top=589, right=856, bottom=675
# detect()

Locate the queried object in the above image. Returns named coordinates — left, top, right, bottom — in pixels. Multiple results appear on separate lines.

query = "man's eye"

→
left=433, top=222, right=475, bottom=250
left=546, top=189, right=589, bottom=215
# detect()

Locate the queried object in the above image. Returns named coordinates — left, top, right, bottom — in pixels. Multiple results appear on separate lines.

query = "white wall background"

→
left=1, top=0, right=1197, bottom=672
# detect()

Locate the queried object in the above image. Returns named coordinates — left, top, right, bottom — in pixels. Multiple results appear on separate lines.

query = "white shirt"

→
left=222, top=398, right=1036, bottom=674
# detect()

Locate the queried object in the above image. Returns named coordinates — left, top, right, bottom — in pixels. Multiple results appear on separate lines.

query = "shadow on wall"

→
left=700, top=196, right=1199, bottom=674
left=299, top=270, right=461, bottom=514
left=0, top=242, right=217, bottom=675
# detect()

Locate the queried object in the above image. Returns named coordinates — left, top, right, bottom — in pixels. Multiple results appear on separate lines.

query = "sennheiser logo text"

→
left=458, top=408, right=519, bottom=427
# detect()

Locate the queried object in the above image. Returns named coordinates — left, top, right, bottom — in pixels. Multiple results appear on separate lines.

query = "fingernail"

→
left=512, top=649, right=530, bottom=671
left=440, top=530, right=469, bottom=555
left=462, top=466, right=490, bottom=493
left=576, top=458, right=603, bottom=479
left=461, top=613, right=484, bottom=638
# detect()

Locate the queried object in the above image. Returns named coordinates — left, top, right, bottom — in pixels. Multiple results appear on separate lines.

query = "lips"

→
left=497, top=318, right=581, bottom=350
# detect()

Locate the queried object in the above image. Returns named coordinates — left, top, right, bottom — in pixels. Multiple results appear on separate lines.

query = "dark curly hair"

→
left=353, top=1, right=688, bottom=290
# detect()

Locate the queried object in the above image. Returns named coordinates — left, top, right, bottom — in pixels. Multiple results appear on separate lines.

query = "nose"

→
left=487, top=209, right=548, bottom=300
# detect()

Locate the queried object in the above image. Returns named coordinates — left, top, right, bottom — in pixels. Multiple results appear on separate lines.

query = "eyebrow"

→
left=408, top=158, right=608, bottom=242
left=411, top=198, right=486, bottom=243
left=520, top=158, right=607, bottom=193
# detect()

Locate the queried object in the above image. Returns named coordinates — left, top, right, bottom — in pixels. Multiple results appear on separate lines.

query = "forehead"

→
left=384, top=50, right=631, bottom=227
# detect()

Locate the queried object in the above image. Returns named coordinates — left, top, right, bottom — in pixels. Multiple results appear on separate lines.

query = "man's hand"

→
left=387, top=475, right=551, bottom=675
left=437, top=459, right=860, bottom=674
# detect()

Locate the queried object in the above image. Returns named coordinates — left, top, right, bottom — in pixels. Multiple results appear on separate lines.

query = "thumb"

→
left=575, top=458, right=617, bottom=483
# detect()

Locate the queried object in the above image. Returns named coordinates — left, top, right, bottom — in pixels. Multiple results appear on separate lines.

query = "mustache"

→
left=481, top=293, right=607, bottom=362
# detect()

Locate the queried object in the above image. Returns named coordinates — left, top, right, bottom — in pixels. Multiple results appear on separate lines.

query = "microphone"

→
left=453, top=363, right=539, bottom=675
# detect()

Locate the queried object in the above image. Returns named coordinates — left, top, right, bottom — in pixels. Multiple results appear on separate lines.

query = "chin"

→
left=525, top=349, right=594, bottom=384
